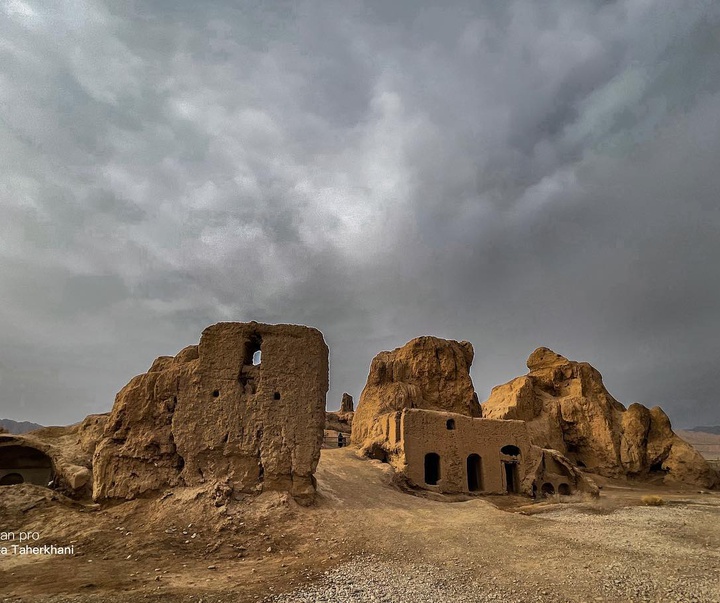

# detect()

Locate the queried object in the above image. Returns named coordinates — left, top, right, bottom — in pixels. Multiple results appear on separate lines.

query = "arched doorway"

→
left=424, top=453, right=441, bottom=485
left=0, top=444, right=52, bottom=487
left=467, top=454, right=482, bottom=492
left=541, top=482, right=555, bottom=496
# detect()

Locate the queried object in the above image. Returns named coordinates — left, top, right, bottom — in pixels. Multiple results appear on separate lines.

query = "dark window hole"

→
left=501, top=444, right=521, bottom=456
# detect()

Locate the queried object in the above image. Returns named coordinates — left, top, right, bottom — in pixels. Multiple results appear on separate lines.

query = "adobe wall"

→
left=93, top=322, right=329, bottom=503
left=400, top=409, right=532, bottom=495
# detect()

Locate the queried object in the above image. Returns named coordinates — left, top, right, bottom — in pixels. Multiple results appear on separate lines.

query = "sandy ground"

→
left=1, top=448, right=719, bottom=603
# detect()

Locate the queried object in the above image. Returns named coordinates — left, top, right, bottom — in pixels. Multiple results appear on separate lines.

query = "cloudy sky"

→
left=1, top=0, right=719, bottom=428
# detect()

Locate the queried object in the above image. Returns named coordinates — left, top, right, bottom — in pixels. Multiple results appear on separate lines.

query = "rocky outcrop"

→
left=325, top=393, right=355, bottom=434
left=351, top=337, right=481, bottom=451
left=483, top=347, right=718, bottom=489
left=92, top=322, right=328, bottom=504
left=340, top=393, right=354, bottom=413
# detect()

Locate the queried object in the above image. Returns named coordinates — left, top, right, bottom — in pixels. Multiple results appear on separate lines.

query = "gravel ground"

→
left=263, top=499, right=720, bottom=603
left=4, top=449, right=719, bottom=603
left=263, top=553, right=720, bottom=603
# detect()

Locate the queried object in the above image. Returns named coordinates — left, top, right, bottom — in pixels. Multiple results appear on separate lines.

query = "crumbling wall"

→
left=92, top=322, right=328, bottom=503
left=400, top=410, right=532, bottom=495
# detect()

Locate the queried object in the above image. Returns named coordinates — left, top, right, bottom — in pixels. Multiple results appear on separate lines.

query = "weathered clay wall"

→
left=93, top=322, right=328, bottom=502
left=400, top=410, right=532, bottom=495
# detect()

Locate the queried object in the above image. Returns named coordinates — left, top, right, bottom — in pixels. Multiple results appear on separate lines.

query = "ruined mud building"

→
left=351, top=337, right=594, bottom=497
left=92, top=322, right=328, bottom=503
left=1, top=323, right=716, bottom=504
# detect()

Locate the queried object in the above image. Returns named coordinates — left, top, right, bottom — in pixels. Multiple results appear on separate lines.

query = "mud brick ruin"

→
left=1, top=324, right=716, bottom=506
left=92, top=322, right=328, bottom=503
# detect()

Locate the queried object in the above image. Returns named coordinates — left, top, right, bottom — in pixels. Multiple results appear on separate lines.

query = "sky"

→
left=1, top=0, right=719, bottom=429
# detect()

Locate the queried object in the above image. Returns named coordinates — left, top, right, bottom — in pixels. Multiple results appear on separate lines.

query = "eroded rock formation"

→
left=92, top=322, right=328, bottom=503
left=483, top=347, right=718, bottom=488
left=340, top=393, right=354, bottom=413
left=325, top=393, right=355, bottom=434
left=351, top=337, right=481, bottom=451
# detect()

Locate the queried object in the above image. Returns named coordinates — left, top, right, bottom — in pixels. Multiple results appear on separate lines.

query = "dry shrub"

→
left=641, top=495, right=665, bottom=506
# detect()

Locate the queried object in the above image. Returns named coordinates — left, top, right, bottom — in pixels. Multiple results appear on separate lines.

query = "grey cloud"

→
left=0, top=0, right=718, bottom=429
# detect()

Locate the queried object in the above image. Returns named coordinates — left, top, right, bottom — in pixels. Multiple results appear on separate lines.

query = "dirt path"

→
left=2, top=448, right=719, bottom=602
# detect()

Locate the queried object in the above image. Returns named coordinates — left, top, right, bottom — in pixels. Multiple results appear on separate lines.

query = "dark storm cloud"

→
left=0, top=0, right=718, bottom=428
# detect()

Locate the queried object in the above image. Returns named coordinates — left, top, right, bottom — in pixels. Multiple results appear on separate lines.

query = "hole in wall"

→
left=446, top=419, right=455, bottom=430
left=274, top=392, right=281, bottom=400
left=212, top=390, right=220, bottom=398
left=0, top=473, right=24, bottom=486
left=367, top=443, right=388, bottom=462
left=558, top=483, right=571, bottom=496
left=243, top=333, right=263, bottom=366
left=541, top=482, right=555, bottom=496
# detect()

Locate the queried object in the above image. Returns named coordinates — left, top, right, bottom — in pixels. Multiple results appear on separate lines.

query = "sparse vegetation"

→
left=641, top=495, right=665, bottom=506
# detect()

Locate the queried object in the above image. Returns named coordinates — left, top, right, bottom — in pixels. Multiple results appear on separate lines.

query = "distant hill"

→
left=677, top=429, right=720, bottom=461
left=688, top=425, right=720, bottom=435
left=0, top=419, right=43, bottom=434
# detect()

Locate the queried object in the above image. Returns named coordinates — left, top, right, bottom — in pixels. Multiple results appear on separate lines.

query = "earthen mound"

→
left=483, top=347, right=718, bottom=488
